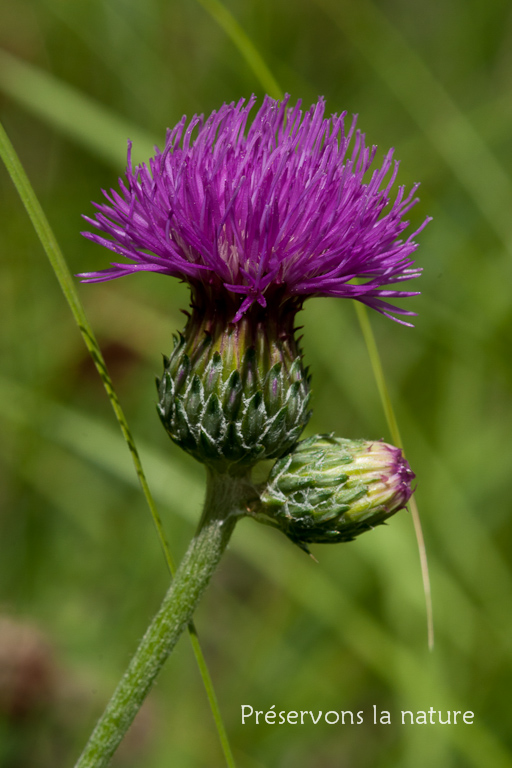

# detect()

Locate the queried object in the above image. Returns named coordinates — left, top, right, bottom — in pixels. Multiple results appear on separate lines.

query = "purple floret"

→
left=388, top=445, right=416, bottom=509
left=80, top=95, right=429, bottom=324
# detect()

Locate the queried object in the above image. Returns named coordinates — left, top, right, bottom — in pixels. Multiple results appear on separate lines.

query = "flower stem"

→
left=74, top=470, right=251, bottom=768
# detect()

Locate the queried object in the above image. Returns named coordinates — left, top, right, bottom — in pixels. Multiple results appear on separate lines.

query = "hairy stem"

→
left=74, top=470, right=252, bottom=768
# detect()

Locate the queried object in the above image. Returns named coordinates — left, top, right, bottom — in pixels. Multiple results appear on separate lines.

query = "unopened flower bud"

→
left=257, top=434, right=415, bottom=548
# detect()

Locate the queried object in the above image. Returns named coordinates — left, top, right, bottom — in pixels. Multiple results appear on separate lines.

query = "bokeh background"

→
left=1, top=0, right=512, bottom=766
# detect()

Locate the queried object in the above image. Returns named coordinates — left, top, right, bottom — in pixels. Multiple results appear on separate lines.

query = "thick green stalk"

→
left=75, top=471, right=251, bottom=768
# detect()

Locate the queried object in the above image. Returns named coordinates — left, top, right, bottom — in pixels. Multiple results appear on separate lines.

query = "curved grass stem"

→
left=195, top=0, right=282, bottom=100
left=354, top=302, right=434, bottom=650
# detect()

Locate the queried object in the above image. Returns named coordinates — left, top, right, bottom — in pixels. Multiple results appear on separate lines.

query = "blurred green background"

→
left=1, top=0, right=512, bottom=766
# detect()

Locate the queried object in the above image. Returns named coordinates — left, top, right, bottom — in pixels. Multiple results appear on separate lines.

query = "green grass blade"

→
left=354, top=302, right=434, bottom=650
left=0, top=121, right=236, bottom=768
left=0, top=118, right=172, bottom=572
left=0, top=48, right=157, bottom=168
left=313, top=0, right=512, bottom=249
left=195, top=0, right=282, bottom=100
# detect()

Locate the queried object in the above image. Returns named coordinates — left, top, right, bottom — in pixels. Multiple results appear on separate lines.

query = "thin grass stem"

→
left=354, top=301, right=434, bottom=650
left=195, top=0, right=282, bottom=100
left=0, top=49, right=157, bottom=168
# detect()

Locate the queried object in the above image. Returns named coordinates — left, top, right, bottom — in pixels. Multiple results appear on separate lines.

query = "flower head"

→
left=81, top=95, right=428, bottom=325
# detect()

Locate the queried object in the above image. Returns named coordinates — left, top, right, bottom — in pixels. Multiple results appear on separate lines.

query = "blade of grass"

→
left=0, top=48, right=157, bottom=168
left=0, top=121, right=236, bottom=768
left=196, top=0, right=433, bottom=649
left=195, top=0, right=282, bottom=100
left=313, top=0, right=512, bottom=250
left=354, top=302, right=434, bottom=650
left=0, top=120, right=172, bottom=571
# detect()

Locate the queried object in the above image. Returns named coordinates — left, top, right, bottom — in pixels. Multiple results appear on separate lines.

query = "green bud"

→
left=157, top=291, right=311, bottom=474
left=257, top=434, right=415, bottom=549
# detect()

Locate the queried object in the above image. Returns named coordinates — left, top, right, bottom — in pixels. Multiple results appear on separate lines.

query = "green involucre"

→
left=157, top=299, right=311, bottom=474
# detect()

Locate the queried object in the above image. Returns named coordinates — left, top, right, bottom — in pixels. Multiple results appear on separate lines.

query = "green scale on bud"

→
left=157, top=290, right=311, bottom=474
left=257, top=434, right=415, bottom=550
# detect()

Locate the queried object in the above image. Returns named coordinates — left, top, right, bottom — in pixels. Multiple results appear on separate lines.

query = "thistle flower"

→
left=257, top=434, right=415, bottom=550
left=81, top=95, right=428, bottom=471
left=81, top=94, right=427, bottom=324
left=73, top=98, right=423, bottom=763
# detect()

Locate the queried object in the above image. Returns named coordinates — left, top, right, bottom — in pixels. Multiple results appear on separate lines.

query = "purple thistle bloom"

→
left=81, top=95, right=429, bottom=325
